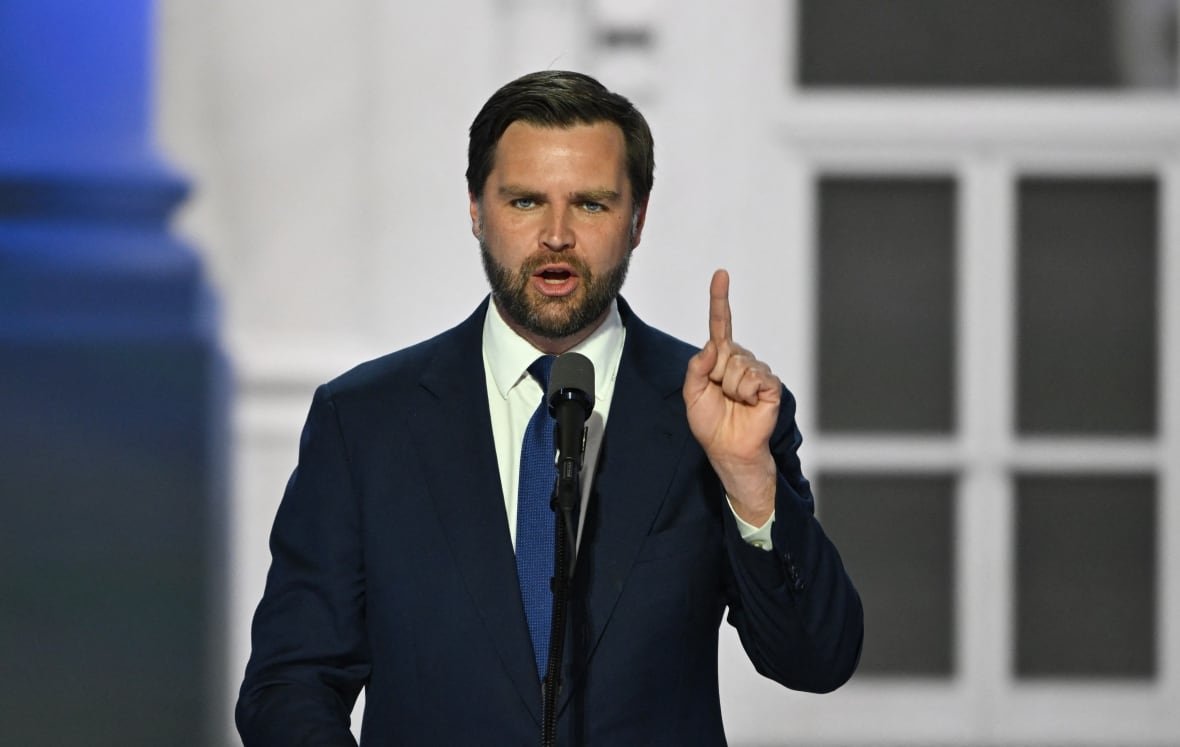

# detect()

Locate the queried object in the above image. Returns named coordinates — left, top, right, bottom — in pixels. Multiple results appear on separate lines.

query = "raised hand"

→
left=683, top=269, right=780, bottom=525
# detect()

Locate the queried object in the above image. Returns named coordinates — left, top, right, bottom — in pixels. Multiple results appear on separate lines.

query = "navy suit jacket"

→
left=237, top=298, right=862, bottom=746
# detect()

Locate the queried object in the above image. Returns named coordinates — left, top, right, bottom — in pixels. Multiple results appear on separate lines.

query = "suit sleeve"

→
left=721, top=386, right=864, bottom=693
left=235, top=385, right=368, bottom=746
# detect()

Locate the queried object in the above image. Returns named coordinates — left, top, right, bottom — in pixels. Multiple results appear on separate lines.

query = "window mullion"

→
left=958, top=154, right=1016, bottom=714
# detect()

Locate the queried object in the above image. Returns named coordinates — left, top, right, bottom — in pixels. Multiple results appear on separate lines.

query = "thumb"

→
left=683, top=340, right=717, bottom=401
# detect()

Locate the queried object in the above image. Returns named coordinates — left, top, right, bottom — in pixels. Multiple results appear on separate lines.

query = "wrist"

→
left=714, top=453, right=776, bottom=525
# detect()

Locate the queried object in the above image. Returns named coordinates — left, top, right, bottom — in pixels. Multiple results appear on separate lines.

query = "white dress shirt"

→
left=481, top=299, right=773, bottom=552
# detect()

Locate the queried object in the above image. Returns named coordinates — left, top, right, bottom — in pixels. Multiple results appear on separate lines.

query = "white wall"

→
left=156, top=3, right=804, bottom=744
left=156, top=2, right=1180, bottom=745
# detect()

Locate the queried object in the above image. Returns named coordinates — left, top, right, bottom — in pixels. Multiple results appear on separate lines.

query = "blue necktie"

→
left=516, top=355, right=556, bottom=678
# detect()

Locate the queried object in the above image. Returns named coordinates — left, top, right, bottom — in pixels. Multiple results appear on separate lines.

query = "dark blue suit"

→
left=236, top=298, right=862, bottom=746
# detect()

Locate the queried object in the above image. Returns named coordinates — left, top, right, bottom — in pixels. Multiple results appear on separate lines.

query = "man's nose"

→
left=541, top=207, right=574, bottom=251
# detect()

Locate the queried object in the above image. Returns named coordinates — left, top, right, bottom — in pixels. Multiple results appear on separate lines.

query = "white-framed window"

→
left=719, top=1, right=1180, bottom=744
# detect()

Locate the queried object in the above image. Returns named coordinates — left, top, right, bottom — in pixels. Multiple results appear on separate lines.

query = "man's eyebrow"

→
left=572, top=189, right=621, bottom=202
left=497, top=185, right=543, bottom=199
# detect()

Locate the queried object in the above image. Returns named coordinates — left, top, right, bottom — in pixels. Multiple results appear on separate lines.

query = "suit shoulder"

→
left=318, top=305, right=485, bottom=403
left=620, top=304, right=700, bottom=373
left=638, top=323, right=699, bottom=361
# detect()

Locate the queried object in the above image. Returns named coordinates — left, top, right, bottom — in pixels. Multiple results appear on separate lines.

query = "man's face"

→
left=470, top=120, right=646, bottom=348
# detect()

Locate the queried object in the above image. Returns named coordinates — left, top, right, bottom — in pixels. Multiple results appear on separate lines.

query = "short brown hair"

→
left=466, top=70, right=654, bottom=207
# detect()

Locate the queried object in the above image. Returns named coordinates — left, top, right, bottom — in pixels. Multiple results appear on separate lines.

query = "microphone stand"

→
left=541, top=404, right=587, bottom=747
left=538, top=353, right=593, bottom=747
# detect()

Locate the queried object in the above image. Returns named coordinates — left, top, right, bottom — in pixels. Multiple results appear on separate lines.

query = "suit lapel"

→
left=408, top=301, right=543, bottom=724
left=559, top=302, right=693, bottom=712
left=404, top=299, right=695, bottom=721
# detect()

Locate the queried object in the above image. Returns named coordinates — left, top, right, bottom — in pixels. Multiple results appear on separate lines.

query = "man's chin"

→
left=523, top=307, right=585, bottom=339
left=493, top=279, right=618, bottom=340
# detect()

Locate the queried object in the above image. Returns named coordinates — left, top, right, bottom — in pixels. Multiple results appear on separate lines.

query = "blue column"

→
left=0, top=2, right=227, bottom=744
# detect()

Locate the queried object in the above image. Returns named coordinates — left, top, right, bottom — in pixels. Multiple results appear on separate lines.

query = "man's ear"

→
left=630, top=199, right=649, bottom=249
left=468, top=192, right=482, bottom=238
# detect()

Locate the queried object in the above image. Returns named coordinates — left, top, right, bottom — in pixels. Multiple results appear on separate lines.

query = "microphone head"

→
left=548, top=352, right=595, bottom=417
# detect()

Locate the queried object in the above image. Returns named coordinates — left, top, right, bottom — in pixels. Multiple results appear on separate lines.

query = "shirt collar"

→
left=482, top=296, right=625, bottom=401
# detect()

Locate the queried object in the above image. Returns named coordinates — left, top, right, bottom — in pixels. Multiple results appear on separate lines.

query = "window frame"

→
left=714, top=2, right=1180, bottom=743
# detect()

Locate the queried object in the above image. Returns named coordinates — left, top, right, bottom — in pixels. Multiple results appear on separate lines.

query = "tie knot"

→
left=528, top=354, right=556, bottom=392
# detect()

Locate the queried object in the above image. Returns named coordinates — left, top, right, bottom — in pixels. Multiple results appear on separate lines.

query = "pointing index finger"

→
left=709, top=268, right=732, bottom=345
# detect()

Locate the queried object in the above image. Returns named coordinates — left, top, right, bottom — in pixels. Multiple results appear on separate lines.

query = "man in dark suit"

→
left=237, top=70, right=862, bottom=746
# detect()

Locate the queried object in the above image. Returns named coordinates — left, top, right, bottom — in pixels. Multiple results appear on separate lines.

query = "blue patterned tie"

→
left=516, top=354, right=556, bottom=678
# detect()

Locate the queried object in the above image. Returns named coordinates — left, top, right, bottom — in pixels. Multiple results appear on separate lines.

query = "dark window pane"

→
left=817, top=474, right=956, bottom=676
left=817, top=177, right=956, bottom=433
left=1014, top=474, right=1157, bottom=678
left=1016, top=178, right=1158, bottom=435
left=798, top=0, right=1178, bottom=89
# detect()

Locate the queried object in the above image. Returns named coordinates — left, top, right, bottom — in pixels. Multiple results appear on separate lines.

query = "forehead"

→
left=488, top=121, right=628, bottom=188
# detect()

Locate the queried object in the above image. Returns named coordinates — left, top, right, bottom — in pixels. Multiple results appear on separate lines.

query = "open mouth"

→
left=538, top=267, right=573, bottom=284
left=532, top=264, right=580, bottom=295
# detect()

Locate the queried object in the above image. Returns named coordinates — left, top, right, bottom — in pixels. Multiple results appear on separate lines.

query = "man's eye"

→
left=511, top=198, right=536, bottom=209
left=582, top=202, right=604, bottom=213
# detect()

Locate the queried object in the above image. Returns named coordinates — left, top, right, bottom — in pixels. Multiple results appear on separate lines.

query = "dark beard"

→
left=480, top=238, right=630, bottom=340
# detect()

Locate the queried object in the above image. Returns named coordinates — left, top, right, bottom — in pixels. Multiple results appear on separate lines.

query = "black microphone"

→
left=540, top=353, right=594, bottom=747
left=547, top=352, right=594, bottom=506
